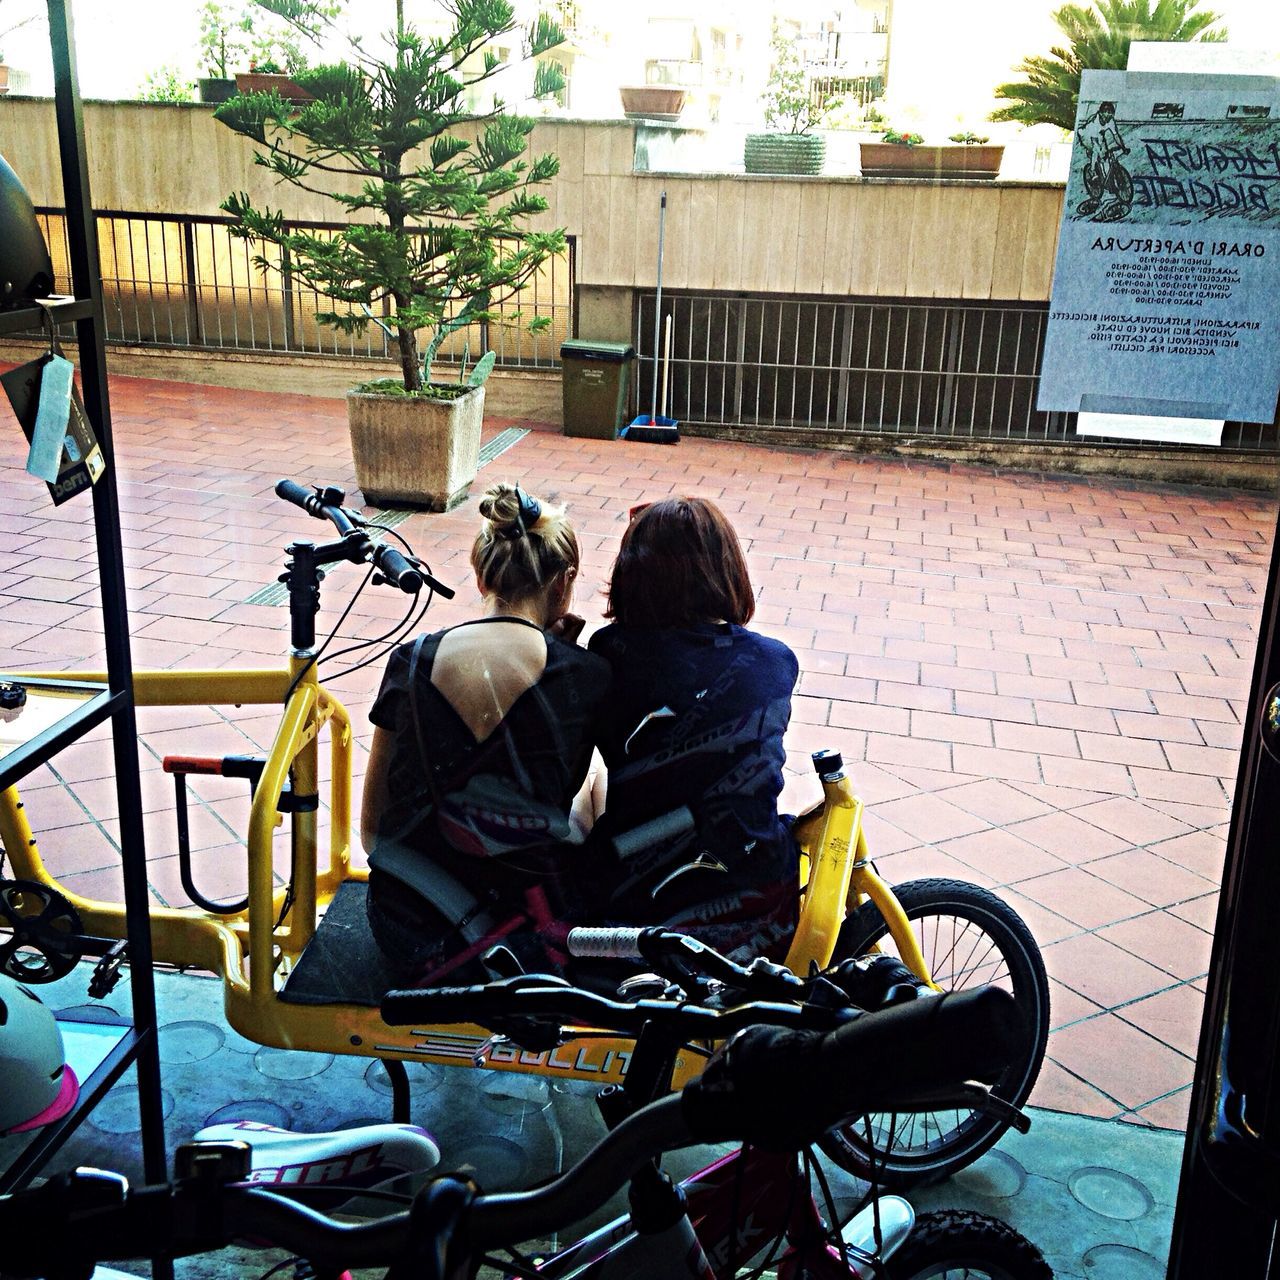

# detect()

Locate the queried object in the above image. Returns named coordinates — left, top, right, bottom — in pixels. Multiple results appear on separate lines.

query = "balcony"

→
left=645, top=58, right=703, bottom=88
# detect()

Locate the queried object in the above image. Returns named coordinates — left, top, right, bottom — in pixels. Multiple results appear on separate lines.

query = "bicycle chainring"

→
left=0, top=878, right=84, bottom=982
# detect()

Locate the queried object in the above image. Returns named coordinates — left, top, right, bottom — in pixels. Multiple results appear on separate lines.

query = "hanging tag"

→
left=26, top=352, right=74, bottom=482
left=2, top=356, right=106, bottom=506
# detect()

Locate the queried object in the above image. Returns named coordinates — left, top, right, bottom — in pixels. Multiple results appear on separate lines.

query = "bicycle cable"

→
left=282, top=561, right=379, bottom=707
left=315, top=536, right=431, bottom=668
left=321, top=586, right=435, bottom=685
left=318, top=533, right=445, bottom=683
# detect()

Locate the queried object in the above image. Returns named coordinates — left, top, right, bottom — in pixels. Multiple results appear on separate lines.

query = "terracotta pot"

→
left=619, top=86, right=687, bottom=121
left=743, top=132, right=826, bottom=176
left=234, top=71, right=314, bottom=103
left=858, top=142, right=1004, bottom=180
left=347, top=384, right=484, bottom=512
left=0, top=66, right=9, bottom=97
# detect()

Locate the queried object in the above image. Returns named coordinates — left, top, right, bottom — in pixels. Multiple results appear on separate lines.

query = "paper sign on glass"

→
left=1038, top=69, right=1280, bottom=426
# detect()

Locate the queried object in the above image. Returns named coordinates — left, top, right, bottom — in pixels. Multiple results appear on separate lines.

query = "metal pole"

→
left=46, top=6, right=169, bottom=1264
left=650, top=190, right=666, bottom=423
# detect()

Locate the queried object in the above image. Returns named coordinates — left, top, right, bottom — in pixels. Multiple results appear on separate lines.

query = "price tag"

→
left=26, top=353, right=74, bottom=483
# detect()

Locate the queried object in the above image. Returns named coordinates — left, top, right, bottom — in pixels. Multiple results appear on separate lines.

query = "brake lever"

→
left=879, top=1084, right=1031, bottom=1134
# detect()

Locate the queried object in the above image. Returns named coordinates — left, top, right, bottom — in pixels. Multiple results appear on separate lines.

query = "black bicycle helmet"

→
left=0, top=974, right=79, bottom=1134
left=0, top=153, right=54, bottom=310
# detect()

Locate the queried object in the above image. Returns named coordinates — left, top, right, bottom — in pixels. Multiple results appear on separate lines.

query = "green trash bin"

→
left=560, top=339, right=635, bottom=440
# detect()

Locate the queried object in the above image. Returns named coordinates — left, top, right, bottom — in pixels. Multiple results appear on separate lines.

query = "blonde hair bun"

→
left=471, top=481, right=579, bottom=603
left=478, top=483, right=525, bottom=537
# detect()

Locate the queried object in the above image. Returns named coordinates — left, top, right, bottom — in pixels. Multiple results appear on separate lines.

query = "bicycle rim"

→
left=820, top=879, right=1049, bottom=1186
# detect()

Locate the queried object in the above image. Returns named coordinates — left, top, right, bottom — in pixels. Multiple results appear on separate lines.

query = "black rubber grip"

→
left=374, top=544, right=423, bottom=594
left=382, top=985, right=482, bottom=1025
left=275, top=477, right=317, bottom=512
left=681, top=987, right=1025, bottom=1148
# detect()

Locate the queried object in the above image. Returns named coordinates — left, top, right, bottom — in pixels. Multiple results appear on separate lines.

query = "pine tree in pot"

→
left=215, top=0, right=567, bottom=511
left=743, top=23, right=833, bottom=176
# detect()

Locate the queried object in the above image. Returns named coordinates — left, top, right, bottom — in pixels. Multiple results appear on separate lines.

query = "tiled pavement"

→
left=1, top=373, right=1274, bottom=1134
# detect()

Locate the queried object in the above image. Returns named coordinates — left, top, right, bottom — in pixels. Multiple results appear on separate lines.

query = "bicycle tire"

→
left=1111, top=160, right=1134, bottom=203
left=881, top=1209, right=1053, bottom=1279
left=818, top=878, right=1049, bottom=1188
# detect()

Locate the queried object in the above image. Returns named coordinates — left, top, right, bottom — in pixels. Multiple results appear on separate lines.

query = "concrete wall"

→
left=0, top=98, right=1066, bottom=305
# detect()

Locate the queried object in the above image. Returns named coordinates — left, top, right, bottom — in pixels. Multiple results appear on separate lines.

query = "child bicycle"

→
left=0, top=478, right=1049, bottom=1188
left=0, top=926, right=1052, bottom=1280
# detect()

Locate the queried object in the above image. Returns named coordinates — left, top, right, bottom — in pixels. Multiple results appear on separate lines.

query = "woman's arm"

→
left=360, top=726, right=394, bottom=854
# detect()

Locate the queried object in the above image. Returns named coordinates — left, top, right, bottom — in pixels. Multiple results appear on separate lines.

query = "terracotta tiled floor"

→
left=2, top=373, right=1274, bottom=1132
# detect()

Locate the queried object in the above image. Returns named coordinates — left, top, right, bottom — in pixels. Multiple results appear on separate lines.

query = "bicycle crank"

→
left=0, top=878, right=86, bottom=982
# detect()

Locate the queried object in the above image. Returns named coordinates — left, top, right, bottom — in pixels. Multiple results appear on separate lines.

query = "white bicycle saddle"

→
left=193, top=1120, right=441, bottom=1190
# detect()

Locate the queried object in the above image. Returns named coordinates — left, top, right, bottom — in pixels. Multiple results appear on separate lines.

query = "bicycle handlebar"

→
left=275, top=477, right=456, bottom=599
left=380, top=972, right=833, bottom=1040
left=0, top=989, right=1023, bottom=1278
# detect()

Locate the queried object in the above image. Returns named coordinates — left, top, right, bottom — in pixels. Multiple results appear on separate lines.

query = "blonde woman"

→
left=361, top=482, right=610, bottom=982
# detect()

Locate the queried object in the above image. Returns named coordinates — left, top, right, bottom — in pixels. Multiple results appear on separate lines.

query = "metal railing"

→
left=634, top=290, right=1278, bottom=452
left=34, top=209, right=574, bottom=370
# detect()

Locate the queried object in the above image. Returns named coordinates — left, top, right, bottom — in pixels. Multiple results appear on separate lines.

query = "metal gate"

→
left=635, top=290, right=1277, bottom=451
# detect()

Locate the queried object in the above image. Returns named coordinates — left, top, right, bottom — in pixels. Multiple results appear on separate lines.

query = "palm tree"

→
left=991, top=0, right=1226, bottom=131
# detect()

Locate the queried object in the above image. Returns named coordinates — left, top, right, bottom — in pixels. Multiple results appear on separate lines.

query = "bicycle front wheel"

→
left=819, top=878, right=1050, bottom=1187
left=882, top=1209, right=1053, bottom=1279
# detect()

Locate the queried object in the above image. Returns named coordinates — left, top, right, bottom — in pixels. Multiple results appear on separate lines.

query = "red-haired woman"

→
left=587, top=497, right=800, bottom=959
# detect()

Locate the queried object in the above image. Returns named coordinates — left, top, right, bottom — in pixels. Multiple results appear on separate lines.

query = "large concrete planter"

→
left=346, top=384, right=484, bottom=512
left=743, top=132, right=826, bottom=176
left=858, top=142, right=1004, bottom=180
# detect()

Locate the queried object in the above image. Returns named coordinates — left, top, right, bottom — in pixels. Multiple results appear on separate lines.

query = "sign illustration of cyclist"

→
left=1075, top=100, right=1134, bottom=221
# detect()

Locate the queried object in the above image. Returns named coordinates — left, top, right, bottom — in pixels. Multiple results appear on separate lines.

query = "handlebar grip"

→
left=612, top=807, right=694, bottom=861
left=374, top=544, right=423, bottom=594
left=162, top=754, right=225, bottom=776
left=381, top=986, right=484, bottom=1026
left=682, top=987, right=1026, bottom=1148
left=275, top=477, right=317, bottom=512
left=567, top=927, right=646, bottom=959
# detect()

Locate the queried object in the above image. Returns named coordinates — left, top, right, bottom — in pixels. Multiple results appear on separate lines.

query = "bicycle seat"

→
left=192, top=1120, right=441, bottom=1190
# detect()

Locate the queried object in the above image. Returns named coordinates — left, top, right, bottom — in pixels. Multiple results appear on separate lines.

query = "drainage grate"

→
left=244, top=429, right=530, bottom=606
left=479, top=426, right=529, bottom=466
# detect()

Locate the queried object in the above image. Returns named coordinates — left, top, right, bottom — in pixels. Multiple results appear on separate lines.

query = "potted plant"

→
left=619, top=85, right=687, bottom=121
left=198, top=0, right=250, bottom=103
left=859, top=127, right=1004, bottom=180
left=215, top=4, right=568, bottom=511
left=743, top=23, right=836, bottom=176
left=234, top=57, right=316, bottom=103
left=231, top=0, right=339, bottom=101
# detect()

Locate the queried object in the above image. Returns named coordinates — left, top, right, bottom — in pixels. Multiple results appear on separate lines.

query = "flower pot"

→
left=619, top=86, right=687, bottom=122
left=743, top=132, right=826, bottom=176
left=858, top=142, right=1004, bottom=180
left=198, top=77, right=238, bottom=104
left=347, top=384, right=484, bottom=512
left=235, top=71, right=314, bottom=103
left=0, top=65, right=9, bottom=97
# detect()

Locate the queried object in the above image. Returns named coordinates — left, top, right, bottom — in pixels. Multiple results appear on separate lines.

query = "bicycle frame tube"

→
left=848, top=857, right=939, bottom=991
left=527, top=1146, right=857, bottom=1280
left=786, top=771, right=861, bottom=973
